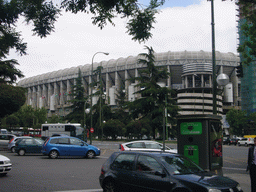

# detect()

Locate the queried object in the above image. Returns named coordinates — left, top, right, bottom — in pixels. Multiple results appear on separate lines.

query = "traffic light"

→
left=236, top=63, right=243, bottom=78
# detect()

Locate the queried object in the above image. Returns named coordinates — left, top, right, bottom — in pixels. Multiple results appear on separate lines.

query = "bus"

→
left=41, top=123, right=86, bottom=141
left=23, top=128, right=41, bottom=137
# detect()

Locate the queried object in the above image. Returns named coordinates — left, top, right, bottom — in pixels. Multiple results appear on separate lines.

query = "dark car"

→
left=229, top=138, right=238, bottom=146
left=222, top=137, right=230, bottom=145
left=99, top=151, right=243, bottom=192
left=15, top=138, right=44, bottom=156
left=42, top=136, right=100, bottom=159
left=223, top=138, right=238, bottom=146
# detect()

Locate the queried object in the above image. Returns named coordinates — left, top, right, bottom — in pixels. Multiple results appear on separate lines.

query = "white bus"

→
left=41, top=123, right=86, bottom=141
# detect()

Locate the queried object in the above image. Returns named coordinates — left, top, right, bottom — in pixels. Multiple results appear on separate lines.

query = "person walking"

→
left=247, top=137, right=256, bottom=192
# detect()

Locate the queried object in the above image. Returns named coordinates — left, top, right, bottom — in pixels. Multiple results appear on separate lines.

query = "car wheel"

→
left=0, top=173, right=7, bottom=176
left=103, top=180, right=116, bottom=192
left=49, top=150, right=59, bottom=159
left=18, top=149, right=25, bottom=156
left=11, top=147, right=15, bottom=153
left=86, top=151, right=95, bottom=159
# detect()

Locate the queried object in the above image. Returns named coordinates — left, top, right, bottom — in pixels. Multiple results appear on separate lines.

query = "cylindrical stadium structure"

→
left=18, top=50, right=240, bottom=117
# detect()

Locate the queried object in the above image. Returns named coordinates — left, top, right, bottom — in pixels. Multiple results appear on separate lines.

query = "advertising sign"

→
left=184, top=145, right=199, bottom=165
left=209, top=121, right=223, bottom=170
left=180, top=122, right=202, bottom=135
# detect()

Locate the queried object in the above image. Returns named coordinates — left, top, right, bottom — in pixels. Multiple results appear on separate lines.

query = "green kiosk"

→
left=177, top=114, right=223, bottom=174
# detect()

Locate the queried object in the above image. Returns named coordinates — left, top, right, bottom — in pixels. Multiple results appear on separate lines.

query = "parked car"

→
left=237, top=137, right=254, bottom=146
left=15, top=138, right=44, bottom=156
left=42, top=136, right=100, bottom=159
left=0, top=154, right=12, bottom=176
left=8, top=136, right=32, bottom=153
left=0, top=134, right=16, bottom=146
left=229, top=138, right=238, bottom=146
left=51, top=133, right=69, bottom=137
left=119, top=140, right=177, bottom=153
left=222, top=137, right=230, bottom=145
left=99, top=151, right=243, bottom=192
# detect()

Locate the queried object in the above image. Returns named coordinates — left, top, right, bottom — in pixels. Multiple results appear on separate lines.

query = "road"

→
left=0, top=141, right=250, bottom=192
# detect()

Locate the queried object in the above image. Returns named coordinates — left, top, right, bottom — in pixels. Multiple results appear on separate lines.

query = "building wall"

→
left=18, top=50, right=240, bottom=117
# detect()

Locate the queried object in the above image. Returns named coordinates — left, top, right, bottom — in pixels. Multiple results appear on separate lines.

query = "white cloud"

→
left=8, top=0, right=238, bottom=79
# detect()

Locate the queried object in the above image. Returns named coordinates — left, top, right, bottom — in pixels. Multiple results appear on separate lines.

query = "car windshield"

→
left=161, top=156, right=204, bottom=175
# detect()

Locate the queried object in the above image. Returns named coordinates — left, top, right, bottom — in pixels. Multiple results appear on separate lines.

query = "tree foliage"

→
left=103, top=119, right=124, bottom=140
left=128, top=46, right=179, bottom=138
left=65, top=68, right=85, bottom=123
left=5, top=114, right=20, bottom=128
left=226, top=108, right=247, bottom=136
left=0, top=83, right=26, bottom=118
left=13, top=105, right=47, bottom=128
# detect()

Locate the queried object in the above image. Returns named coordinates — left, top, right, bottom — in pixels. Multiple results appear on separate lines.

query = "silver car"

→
left=119, top=140, right=177, bottom=153
left=8, top=136, right=32, bottom=153
left=0, top=154, right=12, bottom=176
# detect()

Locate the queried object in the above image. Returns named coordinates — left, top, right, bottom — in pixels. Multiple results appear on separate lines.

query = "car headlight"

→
left=4, top=160, right=11, bottom=164
left=208, top=189, right=221, bottom=192
left=236, top=184, right=242, bottom=191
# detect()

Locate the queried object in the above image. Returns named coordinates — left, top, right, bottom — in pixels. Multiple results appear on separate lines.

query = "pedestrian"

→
left=247, top=137, right=256, bottom=192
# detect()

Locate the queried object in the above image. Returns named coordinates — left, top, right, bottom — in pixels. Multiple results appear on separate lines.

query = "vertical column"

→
left=48, top=83, right=53, bottom=107
left=32, top=86, right=37, bottom=108
left=201, top=74, right=204, bottom=87
left=192, top=75, right=195, bottom=88
left=115, top=71, right=121, bottom=97
left=167, top=66, right=171, bottom=88
left=37, top=85, right=42, bottom=108
left=42, top=84, right=47, bottom=107
left=209, top=75, right=212, bottom=88
left=27, top=88, right=32, bottom=105
left=67, top=80, right=72, bottom=103
left=105, top=73, right=110, bottom=103
left=82, top=77, right=87, bottom=97
left=135, top=68, right=139, bottom=99
left=125, top=69, right=131, bottom=101
left=60, top=81, right=64, bottom=105
left=231, top=70, right=239, bottom=106
left=185, top=76, right=188, bottom=89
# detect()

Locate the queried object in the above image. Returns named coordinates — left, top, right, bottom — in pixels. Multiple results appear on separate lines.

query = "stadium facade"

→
left=18, top=50, right=240, bottom=124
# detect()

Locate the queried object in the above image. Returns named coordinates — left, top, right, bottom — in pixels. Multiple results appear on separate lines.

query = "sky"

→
left=8, top=0, right=238, bottom=80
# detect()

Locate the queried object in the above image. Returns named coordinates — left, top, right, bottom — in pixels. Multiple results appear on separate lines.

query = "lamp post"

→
left=90, top=52, right=109, bottom=142
left=210, top=0, right=217, bottom=114
left=85, top=108, right=91, bottom=144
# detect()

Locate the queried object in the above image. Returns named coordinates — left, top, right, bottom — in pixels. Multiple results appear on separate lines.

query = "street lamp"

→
left=85, top=108, right=91, bottom=144
left=90, top=52, right=109, bottom=141
left=210, top=0, right=217, bottom=114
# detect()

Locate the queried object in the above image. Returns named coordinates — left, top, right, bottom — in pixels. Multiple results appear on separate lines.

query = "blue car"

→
left=42, top=136, right=100, bottom=159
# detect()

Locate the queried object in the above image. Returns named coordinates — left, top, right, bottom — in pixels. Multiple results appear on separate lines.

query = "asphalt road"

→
left=0, top=141, right=249, bottom=192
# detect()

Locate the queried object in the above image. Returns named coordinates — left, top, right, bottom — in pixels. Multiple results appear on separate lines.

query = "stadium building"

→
left=18, top=50, right=240, bottom=124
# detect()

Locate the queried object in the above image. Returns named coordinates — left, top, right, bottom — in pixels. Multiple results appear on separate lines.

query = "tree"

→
left=5, top=114, right=19, bottom=128
left=126, top=118, right=151, bottom=139
left=103, top=119, right=124, bottom=140
left=112, top=85, right=131, bottom=126
left=226, top=108, right=247, bottom=136
left=0, top=83, right=26, bottom=118
left=128, top=46, right=179, bottom=139
left=65, top=68, right=85, bottom=123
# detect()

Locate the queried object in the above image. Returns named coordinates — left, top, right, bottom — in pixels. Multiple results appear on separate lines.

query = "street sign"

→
left=90, top=128, right=94, bottom=133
